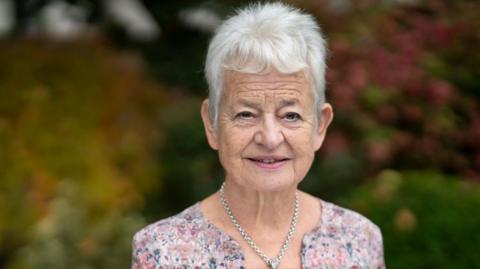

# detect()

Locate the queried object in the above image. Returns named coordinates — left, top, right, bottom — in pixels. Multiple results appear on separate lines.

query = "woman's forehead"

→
left=224, top=69, right=308, bottom=85
left=233, top=89, right=303, bottom=102
left=223, top=70, right=311, bottom=97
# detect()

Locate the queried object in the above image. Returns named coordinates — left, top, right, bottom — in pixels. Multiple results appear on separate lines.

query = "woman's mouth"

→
left=247, top=156, right=291, bottom=170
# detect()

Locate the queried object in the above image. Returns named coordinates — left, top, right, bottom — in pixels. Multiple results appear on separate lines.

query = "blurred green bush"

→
left=344, top=170, right=480, bottom=269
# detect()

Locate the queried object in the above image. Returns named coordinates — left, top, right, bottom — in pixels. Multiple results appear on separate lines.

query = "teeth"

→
left=250, top=158, right=287, bottom=164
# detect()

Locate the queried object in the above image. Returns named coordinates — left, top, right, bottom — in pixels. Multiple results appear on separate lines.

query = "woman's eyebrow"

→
left=278, top=99, right=299, bottom=108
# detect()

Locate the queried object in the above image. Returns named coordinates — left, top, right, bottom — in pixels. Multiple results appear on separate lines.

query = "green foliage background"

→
left=1, top=0, right=479, bottom=268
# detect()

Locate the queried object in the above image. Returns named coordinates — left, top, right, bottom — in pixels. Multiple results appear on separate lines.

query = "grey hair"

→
left=205, top=2, right=327, bottom=128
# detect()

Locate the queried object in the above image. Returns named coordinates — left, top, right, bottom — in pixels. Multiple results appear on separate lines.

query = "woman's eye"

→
left=236, top=111, right=254, bottom=119
left=284, top=112, right=301, bottom=122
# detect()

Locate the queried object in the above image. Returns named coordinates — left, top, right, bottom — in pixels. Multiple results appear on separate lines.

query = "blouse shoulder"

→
left=302, top=200, right=385, bottom=269
left=133, top=203, right=204, bottom=247
left=131, top=203, right=244, bottom=269
left=131, top=203, right=204, bottom=268
left=322, top=200, right=382, bottom=235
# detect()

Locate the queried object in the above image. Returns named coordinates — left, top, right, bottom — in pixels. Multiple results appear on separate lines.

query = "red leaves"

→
left=319, top=0, right=479, bottom=179
left=426, top=79, right=456, bottom=105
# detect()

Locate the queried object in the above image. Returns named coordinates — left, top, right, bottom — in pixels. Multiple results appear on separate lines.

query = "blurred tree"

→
left=8, top=0, right=273, bottom=94
left=11, top=0, right=104, bottom=34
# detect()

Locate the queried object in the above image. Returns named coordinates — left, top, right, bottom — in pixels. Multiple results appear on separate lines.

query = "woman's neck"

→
left=221, top=180, right=298, bottom=232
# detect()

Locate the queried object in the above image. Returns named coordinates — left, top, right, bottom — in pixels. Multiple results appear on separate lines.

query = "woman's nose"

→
left=254, top=115, right=284, bottom=149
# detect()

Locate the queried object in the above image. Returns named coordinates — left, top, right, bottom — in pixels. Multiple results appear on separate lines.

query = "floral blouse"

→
left=131, top=200, right=385, bottom=268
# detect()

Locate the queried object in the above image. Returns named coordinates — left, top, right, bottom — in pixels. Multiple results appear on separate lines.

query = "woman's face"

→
left=202, top=70, right=333, bottom=192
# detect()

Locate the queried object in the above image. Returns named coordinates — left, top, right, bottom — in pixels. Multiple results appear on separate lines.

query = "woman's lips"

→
left=246, top=156, right=291, bottom=170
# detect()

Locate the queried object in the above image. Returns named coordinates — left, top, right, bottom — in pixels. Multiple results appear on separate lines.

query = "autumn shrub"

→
left=0, top=40, right=163, bottom=268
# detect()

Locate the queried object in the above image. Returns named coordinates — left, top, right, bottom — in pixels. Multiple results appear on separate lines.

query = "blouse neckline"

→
left=193, top=198, right=326, bottom=261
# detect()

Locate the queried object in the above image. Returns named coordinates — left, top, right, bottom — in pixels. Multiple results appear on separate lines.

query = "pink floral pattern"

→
left=132, top=200, right=385, bottom=268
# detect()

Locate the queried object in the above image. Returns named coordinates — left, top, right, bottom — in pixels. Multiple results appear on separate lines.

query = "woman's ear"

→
left=314, top=103, right=334, bottom=151
left=201, top=99, right=219, bottom=150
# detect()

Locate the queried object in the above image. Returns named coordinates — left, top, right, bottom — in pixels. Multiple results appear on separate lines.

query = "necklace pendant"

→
left=268, top=259, right=279, bottom=269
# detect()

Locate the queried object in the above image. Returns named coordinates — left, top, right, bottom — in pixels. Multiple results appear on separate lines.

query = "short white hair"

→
left=205, top=2, right=327, bottom=127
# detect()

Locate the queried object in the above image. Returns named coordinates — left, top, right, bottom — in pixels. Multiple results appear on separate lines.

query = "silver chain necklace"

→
left=219, top=182, right=299, bottom=269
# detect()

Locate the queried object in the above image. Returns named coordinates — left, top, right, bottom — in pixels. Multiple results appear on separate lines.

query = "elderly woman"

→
left=132, top=3, right=385, bottom=269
